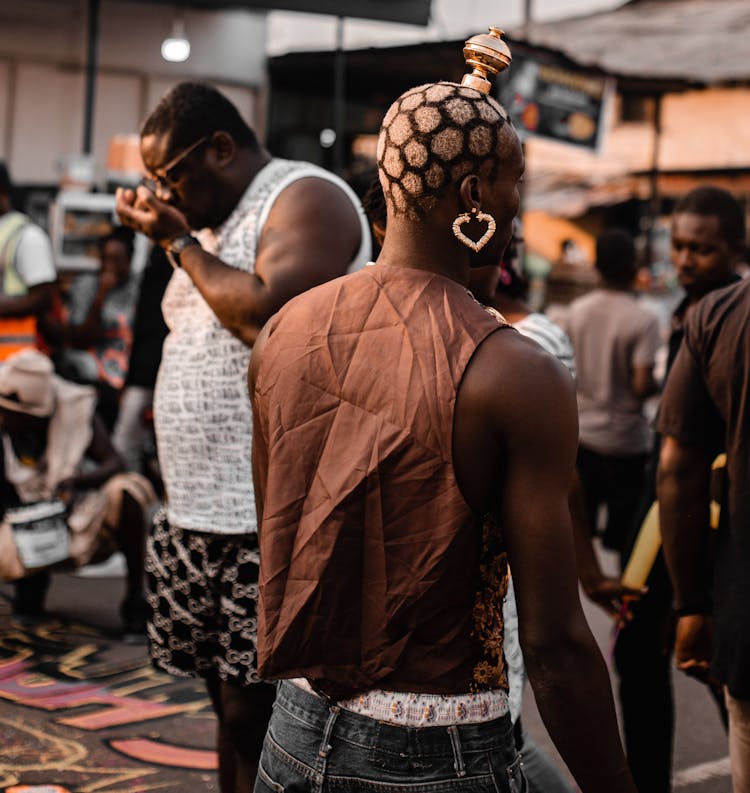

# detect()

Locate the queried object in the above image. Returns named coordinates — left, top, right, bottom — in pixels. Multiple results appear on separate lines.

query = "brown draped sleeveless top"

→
left=253, top=264, right=512, bottom=698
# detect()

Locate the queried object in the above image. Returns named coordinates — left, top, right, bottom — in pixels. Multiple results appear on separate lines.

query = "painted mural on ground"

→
left=0, top=603, right=217, bottom=793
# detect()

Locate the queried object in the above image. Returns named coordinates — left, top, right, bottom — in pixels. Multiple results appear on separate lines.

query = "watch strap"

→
left=165, top=233, right=200, bottom=267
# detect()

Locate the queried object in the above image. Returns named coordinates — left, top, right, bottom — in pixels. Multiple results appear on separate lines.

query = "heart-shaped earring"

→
left=452, top=207, right=497, bottom=252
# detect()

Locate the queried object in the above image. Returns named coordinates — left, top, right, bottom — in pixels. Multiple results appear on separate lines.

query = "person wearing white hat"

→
left=0, top=349, right=155, bottom=632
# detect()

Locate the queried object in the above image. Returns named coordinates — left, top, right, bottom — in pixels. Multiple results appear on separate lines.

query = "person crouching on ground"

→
left=0, top=349, right=154, bottom=632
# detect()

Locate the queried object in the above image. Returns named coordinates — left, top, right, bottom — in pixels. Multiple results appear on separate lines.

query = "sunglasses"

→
left=140, top=135, right=210, bottom=195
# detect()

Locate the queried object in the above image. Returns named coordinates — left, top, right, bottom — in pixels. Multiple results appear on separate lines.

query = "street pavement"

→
left=522, top=544, right=731, bottom=793
left=0, top=545, right=731, bottom=793
left=0, top=564, right=218, bottom=793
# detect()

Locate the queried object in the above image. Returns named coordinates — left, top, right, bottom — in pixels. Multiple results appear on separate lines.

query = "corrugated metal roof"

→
left=511, top=0, right=750, bottom=85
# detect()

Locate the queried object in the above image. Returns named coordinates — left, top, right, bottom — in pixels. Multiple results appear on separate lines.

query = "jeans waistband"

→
left=275, top=680, right=514, bottom=756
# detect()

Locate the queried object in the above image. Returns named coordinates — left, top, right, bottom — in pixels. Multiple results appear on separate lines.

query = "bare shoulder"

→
left=257, top=173, right=362, bottom=278
left=464, top=326, right=578, bottom=437
left=454, top=326, right=577, bottom=514
left=265, top=173, right=360, bottom=228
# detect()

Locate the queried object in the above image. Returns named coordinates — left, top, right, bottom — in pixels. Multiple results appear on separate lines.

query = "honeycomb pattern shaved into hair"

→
left=377, top=82, right=511, bottom=219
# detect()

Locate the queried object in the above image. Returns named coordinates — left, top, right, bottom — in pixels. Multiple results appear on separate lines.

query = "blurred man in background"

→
left=0, top=162, right=56, bottom=361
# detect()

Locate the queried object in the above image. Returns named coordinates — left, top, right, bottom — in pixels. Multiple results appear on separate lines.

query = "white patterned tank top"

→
left=155, top=159, right=371, bottom=534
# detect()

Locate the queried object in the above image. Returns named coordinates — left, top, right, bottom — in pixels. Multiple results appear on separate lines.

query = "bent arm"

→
left=0, top=282, right=55, bottom=318
left=48, top=287, right=108, bottom=349
left=118, top=178, right=362, bottom=347
left=493, top=346, right=635, bottom=793
left=68, top=282, right=113, bottom=348
left=657, top=435, right=712, bottom=614
left=182, top=178, right=360, bottom=346
left=631, top=312, right=661, bottom=399
left=631, top=363, right=658, bottom=399
left=570, top=469, right=642, bottom=617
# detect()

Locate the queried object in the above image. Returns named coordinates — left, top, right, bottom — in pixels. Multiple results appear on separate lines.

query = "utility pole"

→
left=646, top=94, right=663, bottom=265
left=523, top=0, right=532, bottom=34
left=518, top=0, right=533, bottom=274
left=82, top=0, right=100, bottom=155
left=332, top=16, right=346, bottom=176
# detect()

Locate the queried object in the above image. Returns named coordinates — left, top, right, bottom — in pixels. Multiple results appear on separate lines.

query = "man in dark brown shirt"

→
left=616, top=186, right=744, bottom=793
left=658, top=269, right=750, bottom=792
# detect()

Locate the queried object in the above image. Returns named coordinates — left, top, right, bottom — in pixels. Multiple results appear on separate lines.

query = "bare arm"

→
left=631, top=363, right=658, bottom=399
left=0, top=282, right=55, bottom=318
left=41, top=273, right=118, bottom=349
left=657, top=436, right=715, bottom=680
left=570, top=469, right=643, bottom=618
left=657, top=436, right=712, bottom=613
left=464, top=334, right=635, bottom=793
left=117, top=178, right=361, bottom=347
left=248, top=320, right=272, bottom=529
left=65, top=278, right=113, bottom=348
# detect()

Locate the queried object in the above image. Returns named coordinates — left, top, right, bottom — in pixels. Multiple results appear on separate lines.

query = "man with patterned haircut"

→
left=250, top=76, right=636, bottom=792
left=115, top=82, right=371, bottom=791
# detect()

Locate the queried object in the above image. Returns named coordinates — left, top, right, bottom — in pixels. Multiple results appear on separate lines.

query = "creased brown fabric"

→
left=253, top=264, right=510, bottom=697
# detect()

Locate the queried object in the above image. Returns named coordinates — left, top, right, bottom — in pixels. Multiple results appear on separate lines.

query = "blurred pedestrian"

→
left=42, top=226, right=139, bottom=431
left=558, top=228, right=662, bottom=789
left=250, top=77, right=636, bottom=793
left=0, top=349, right=154, bottom=633
left=558, top=228, right=661, bottom=552
left=558, top=237, right=587, bottom=267
left=110, top=244, right=172, bottom=479
left=617, top=186, right=746, bottom=792
left=0, top=162, right=56, bottom=360
left=667, top=187, right=744, bottom=365
left=657, top=218, right=749, bottom=793
left=115, top=82, right=371, bottom=791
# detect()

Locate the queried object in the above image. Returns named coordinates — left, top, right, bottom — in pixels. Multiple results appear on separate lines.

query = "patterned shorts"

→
left=145, top=508, right=261, bottom=686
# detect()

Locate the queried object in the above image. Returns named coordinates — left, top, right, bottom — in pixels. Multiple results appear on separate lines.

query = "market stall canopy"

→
left=512, top=0, right=750, bottom=86
left=121, top=0, right=431, bottom=25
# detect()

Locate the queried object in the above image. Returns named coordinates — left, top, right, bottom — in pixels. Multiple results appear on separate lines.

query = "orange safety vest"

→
left=0, top=212, right=38, bottom=361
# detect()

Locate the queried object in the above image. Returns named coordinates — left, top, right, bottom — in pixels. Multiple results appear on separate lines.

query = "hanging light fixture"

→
left=161, top=16, right=191, bottom=63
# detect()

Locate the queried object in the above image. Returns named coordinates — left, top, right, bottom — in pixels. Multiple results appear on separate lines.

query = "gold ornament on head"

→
left=461, top=27, right=512, bottom=95
left=452, top=207, right=497, bottom=252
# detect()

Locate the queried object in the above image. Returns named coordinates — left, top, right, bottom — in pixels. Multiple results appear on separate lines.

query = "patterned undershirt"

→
left=291, top=679, right=509, bottom=727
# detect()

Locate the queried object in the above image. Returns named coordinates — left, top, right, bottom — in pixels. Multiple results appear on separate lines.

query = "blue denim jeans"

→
left=254, top=681, right=528, bottom=793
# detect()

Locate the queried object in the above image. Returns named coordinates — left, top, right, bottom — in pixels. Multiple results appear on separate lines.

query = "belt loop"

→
left=447, top=725, right=466, bottom=778
left=313, top=703, right=341, bottom=791
left=319, top=704, right=340, bottom=758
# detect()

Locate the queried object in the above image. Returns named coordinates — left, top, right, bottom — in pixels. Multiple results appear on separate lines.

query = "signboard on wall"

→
left=499, top=51, right=614, bottom=151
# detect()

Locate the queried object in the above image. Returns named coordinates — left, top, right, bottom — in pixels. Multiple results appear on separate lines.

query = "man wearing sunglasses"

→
left=115, top=81, right=371, bottom=793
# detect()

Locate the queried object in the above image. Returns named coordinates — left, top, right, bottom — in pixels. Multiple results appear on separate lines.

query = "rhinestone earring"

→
left=452, top=207, right=497, bottom=252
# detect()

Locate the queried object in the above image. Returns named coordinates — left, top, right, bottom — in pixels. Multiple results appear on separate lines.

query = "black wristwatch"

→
left=165, top=233, right=201, bottom=267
